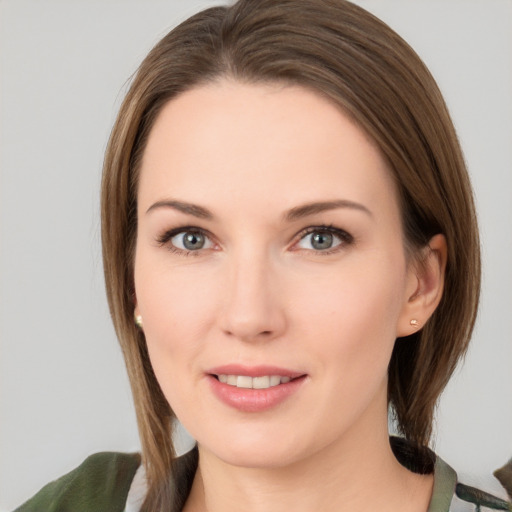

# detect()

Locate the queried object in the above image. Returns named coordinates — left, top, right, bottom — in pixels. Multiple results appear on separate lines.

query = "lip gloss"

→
left=206, top=365, right=307, bottom=413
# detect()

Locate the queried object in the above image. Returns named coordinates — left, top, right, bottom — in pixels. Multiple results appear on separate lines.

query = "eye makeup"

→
left=155, top=222, right=355, bottom=258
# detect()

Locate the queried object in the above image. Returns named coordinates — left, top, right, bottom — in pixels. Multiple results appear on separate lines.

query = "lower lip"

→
left=207, top=375, right=307, bottom=413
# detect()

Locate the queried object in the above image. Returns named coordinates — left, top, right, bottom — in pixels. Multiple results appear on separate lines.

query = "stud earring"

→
left=410, top=319, right=419, bottom=327
left=134, top=314, right=143, bottom=329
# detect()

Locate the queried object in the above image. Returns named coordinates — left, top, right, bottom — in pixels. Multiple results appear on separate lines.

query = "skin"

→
left=134, top=80, right=447, bottom=512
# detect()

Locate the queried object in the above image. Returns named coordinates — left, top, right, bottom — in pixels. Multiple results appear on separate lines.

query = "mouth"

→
left=212, top=374, right=294, bottom=389
left=206, top=366, right=307, bottom=412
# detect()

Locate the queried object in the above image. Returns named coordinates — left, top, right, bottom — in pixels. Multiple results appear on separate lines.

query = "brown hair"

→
left=101, top=0, right=480, bottom=509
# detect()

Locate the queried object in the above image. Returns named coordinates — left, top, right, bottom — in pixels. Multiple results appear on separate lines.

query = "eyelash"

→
left=156, top=224, right=354, bottom=256
left=156, top=225, right=213, bottom=257
left=295, top=224, right=354, bottom=255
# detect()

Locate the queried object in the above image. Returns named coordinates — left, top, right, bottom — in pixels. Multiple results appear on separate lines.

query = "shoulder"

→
left=433, top=456, right=512, bottom=512
left=452, top=482, right=512, bottom=512
left=14, top=451, right=141, bottom=512
left=390, top=437, right=512, bottom=512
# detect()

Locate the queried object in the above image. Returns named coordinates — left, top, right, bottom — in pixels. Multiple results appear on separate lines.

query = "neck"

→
left=183, top=405, right=433, bottom=512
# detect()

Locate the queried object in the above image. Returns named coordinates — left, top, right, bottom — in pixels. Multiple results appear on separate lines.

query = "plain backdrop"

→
left=1, top=1, right=511, bottom=510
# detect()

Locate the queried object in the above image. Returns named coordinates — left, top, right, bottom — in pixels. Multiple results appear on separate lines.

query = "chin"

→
left=211, top=444, right=302, bottom=469
left=195, top=425, right=326, bottom=470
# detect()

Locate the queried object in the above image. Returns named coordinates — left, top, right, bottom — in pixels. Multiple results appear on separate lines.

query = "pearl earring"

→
left=410, top=319, right=419, bottom=327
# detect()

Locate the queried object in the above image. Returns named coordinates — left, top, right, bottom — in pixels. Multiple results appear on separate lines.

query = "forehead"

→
left=138, top=80, right=399, bottom=220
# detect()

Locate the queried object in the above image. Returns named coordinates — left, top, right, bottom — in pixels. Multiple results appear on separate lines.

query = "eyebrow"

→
left=146, top=200, right=214, bottom=219
left=146, top=198, right=372, bottom=221
left=284, top=200, right=373, bottom=222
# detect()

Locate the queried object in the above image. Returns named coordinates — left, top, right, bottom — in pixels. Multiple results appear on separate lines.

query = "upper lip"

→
left=207, top=364, right=305, bottom=379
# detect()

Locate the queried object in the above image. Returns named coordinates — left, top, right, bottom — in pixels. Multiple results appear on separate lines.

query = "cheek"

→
left=293, top=257, right=407, bottom=369
left=136, top=255, right=219, bottom=331
left=289, top=261, right=407, bottom=432
left=134, top=258, right=221, bottom=380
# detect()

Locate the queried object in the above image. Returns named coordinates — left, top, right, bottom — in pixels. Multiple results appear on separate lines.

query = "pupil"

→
left=183, top=232, right=204, bottom=250
left=312, top=232, right=333, bottom=250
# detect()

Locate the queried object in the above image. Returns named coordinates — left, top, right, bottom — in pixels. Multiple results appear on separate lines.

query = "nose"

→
left=219, top=250, right=287, bottom=343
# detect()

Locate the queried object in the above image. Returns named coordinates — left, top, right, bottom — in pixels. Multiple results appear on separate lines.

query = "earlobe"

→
left=134, top=310, right=144, bottom=329
left=397, top=234, right=447, bottom=337
left=133, top=301, right=144, bottom=330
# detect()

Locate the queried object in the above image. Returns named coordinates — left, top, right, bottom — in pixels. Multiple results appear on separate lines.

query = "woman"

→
left=14, top=0, right=509, bottom=511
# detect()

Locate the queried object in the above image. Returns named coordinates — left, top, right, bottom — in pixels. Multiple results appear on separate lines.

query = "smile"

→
left=207, top=367, right=307, bottom=412
left=216, top=375, right=292, bottom=389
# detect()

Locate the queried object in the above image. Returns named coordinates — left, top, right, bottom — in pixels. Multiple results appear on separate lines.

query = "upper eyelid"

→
left=294, top=225, right=352, bottom=240
left=157, top=225, right=214, bottom=243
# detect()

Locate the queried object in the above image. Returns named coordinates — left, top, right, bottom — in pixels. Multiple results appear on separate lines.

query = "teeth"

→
left=270, top=375, right=281, bottom=386
left=237, top=376, right=253, bottom=389
left=253, top=376, right=270, bottom=389
left=217, top=374, right=293, bottom=389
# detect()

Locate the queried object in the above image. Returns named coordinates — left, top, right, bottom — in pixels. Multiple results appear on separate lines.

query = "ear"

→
left=396, top=234, right=447, bottom=337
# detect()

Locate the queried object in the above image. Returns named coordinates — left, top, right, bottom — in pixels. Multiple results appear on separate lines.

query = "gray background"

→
left=1, top=1, right=511, bottom=510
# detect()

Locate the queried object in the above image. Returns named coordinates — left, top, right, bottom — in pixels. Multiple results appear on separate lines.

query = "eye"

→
left=295, top=226, right=352, bottom=252
left=171, top=230, right=213, bottom=251
left=157, top=227, right=215, bottom=254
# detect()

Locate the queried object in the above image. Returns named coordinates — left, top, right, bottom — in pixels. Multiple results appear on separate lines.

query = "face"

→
left=134, top=80, right=418, bottom=468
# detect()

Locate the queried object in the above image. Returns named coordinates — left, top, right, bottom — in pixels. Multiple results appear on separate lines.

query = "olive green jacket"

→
left=14, top=452, right=140, bottom=512
left=14, top=439, right=511, bottom=512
